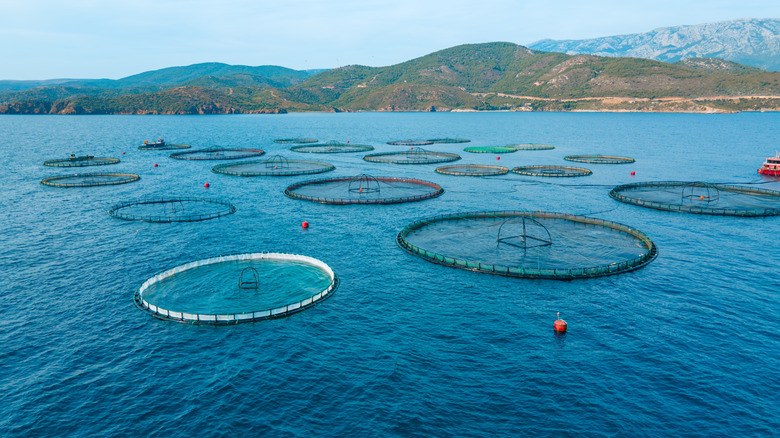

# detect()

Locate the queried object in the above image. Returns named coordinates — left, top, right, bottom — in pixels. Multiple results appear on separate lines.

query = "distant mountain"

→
left=2, top=42, right=780, bottom=114
left=529, top=18, right=780, bottom=71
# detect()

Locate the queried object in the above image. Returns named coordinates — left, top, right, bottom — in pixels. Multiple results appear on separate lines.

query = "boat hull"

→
left=758, top=168, right=780, bottom=176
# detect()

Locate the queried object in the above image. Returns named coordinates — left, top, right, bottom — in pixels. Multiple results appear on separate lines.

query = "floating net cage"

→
left=565, top=155, right=635, bottom=164
left=274, top=138, right=318, bottom=144
left=108, top=197, right=236, bottom=222
left=43, top=156, right=120, bottom=167
left=133, top=252, right=338, bottom=325
left=397, top=211, right=657, bottom=280
left=41, top=173, right=140, bottom=188
left=428, top=138, right=471, bottom=144
left=436, top=164, right=509, bottom=176
left=507, top=144, right=555, bottom=151
left=610, top=181, right=780, bottom=216
left=464, top=146, right=518, bottom=154
left=212, top=155, right=335, bottom=177
left=512, top=165, right=592, bottom=177
left=169, top=148, right=265, bottom=161
left=138, top=142, right=191, bottom=151
left=387, top=140, right=434, bottom=146
left=363, top=148, right=461, bottom=165
left=285, top=174, right=444, bottom=205
left=290, top=141, right=374, bottom=154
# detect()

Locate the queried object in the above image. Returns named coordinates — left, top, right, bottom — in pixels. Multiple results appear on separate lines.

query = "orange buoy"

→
left=554, top=312, right=567, bottom=333
left=699, top=195, right=704, bottom=200
left=302, top=221, right=309, bottom=229
left=204, top=183, right=210, bottom=188
left=154, top=163, right=158, bottom=167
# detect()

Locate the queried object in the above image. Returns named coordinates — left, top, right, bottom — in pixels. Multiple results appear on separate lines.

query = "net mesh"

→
left=610, top=181, right=780, bottom=216
left=43, top=156, right=120, bottom=167
left=285, top=175, right=444, bottom=205
left=387, top=140, right=434, bottom=146
left=397, top=211, right=657, bottom=279
left=170, top=148, right=265, bottom=160
left=41, top=173, right=140, bottom=187
left=436, top=164, right=509, bottom=176
left=290, top=141, right=374, bottom=153
left=512, top=165, right=592, bottom=177
left=565, top=155, right=635, bottom=164
left=133, top=252, right=338, bottom=324
left=363, top=148, right=461, bottom=164
left=108, top=197, right=236, bottom=222
left=274, top=138, right=318, bottom=144
left=507, top=144, right=555, bottom=150
left=464, top=146, right=518, bottom=154
left=212, top=156, right=335, bottom=176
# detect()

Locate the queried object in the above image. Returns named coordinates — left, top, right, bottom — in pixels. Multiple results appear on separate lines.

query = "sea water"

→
left=1, top=112, right=778, bottom=436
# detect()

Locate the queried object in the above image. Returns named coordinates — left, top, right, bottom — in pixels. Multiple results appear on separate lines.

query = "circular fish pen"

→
left=464, top=146, right=518, bottom=154
left=138, top=142, right=191, bottom=150
left=609, top=181, right=780, bottom=216
left=512, top=165, right=592, bottom=177
left=387, top=140, right=434, bottom=146
left=43, top=156, right=120, bottom=167
left=436, top=164, right=509, bottom=176
left=108, top=198, right=236, bottom=222
left=508, top=144, right=555, bottom=151
left=41, top=173, right=140, bottom=188
left=428, top=138, right=471, bottom=144
left=212, top=155, right=335, bottom=177
left=290, top=141, right=374, bottom=154
left=273, top=138, right=318, bottom=144
left=363, top=148, right=461, bottom=165
left=565, top=155, right=635, bottom=164
left=133, top=252, right=338, bottom=325
left=169, top=148, right=265, bottom=161
left=285, top=174, right=444, bottom=205
left=397, top=211, right=657, bottom=280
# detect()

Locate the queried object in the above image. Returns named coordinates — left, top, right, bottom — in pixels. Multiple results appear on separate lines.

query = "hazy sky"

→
left=1, top=0, right=778, bottom=79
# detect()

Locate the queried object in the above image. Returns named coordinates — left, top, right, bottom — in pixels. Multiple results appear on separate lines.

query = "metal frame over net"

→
left=169, top=148, right=265, bottom=160
left=108, top=197, right=237, bottom=222
left=387, top=140, right=434, bottom=146
left=41, top=173, right=140, bottom=188
left=274, top=138, right=318, bottom=144
left=512, top=165, right=592, bottom=177
left=507, top=144, right=555, bottom=150
left=133, top=252, right=338, bottom=325
left=285, top=175, right=444, bottom=205
left=564, top=155, right=635, bottom=164
left=428, top=138, right=471, bottom=144
left=363, top=148, right=461, bottom=165
left=43, top=156, right=120, bottom=167
left=290, top=141, right=374, bottom=154
left=464, top=146, right=519, bottom=154
left=436, top=164, right=509, bottom=176
left=212, top=155, right=335, bottom=177
left=397, top=211, right=658, bottom=280
left=609, top=181, right=780, bottom=216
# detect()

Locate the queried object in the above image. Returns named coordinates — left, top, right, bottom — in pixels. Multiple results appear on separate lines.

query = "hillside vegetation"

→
left=2, top=42, right=780, bottom=114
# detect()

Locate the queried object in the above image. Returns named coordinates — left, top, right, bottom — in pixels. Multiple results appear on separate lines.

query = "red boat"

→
left=758, top=152, right=780, bottom=176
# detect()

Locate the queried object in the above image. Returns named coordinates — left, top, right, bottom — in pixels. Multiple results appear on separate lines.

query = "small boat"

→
left=758, top=152, right=780, bottom=176
left=68, top=153, right=94, bottom=160
left=144, top=139, right=166, bottom=146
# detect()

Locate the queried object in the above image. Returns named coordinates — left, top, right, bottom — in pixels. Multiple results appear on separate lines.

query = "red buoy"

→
left=204, top=183, right=210, bottom=188
left=154, top=163, right=158, bottom=167
left=122, top=152, right=125, bottom=155
left=302, top=221, right=309, bottom=229
left=496, top=156, right=500, bottom=160
left=554, top=312, right=567, bottom=333
left=630, top=171, right=636, bottom=176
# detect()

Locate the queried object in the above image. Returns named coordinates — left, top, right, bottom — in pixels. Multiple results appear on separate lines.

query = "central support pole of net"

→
left=681, top=182, right=720, bottom=204
left=496, top=217, right=553, bottom=249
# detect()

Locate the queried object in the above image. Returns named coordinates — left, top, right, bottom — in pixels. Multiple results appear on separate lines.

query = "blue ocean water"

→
left=1, top=112, right=778, bottom=437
